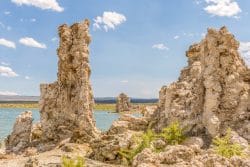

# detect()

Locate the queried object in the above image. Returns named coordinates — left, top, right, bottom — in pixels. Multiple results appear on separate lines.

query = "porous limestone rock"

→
left=116, top=93, right=131, bottom=112
left=90, top=114, right=148, bottom=163
left=30, top=122, right=42, bottom=143
left=5, top=111, right=33, bottom=153
left=132, top=145, right=250, bottom=167
left=154, top=27, right=250, bottom=142
left=39, top=19, right=99, bottom=143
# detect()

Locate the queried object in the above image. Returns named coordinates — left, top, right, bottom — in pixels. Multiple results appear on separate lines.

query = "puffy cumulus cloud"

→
left=51, top=37, right=58, bottom=42
left=0, top=91, right=19, bottom=96
left=0, top=66, right=18, bottom=77
left=4, top=11, right=11, bottom=15
left=0, top=38, right=16, bottom=48
left=20, top=18, right=37, bottom=22
left=25, top=76, right=30, bottom=80
left=1, top=62, right=10, bottom=66
left=0, top=22, right=12, bottom=31
left=174, top=35, right=180, bottom=39
left=239, top=42, right=250, bottom=66
left=121, top=80, right=129, bottom=83
left=19, top=37, right=46, bottom=49
left=93, top=11, right=126, bottom=32
left=152, top=43, right=169, bottom=50
left=30, top=18, right=36, bottom=22
left=204, top=0, right=241, bottom=17
left=11, top=0, right=64, bottom=12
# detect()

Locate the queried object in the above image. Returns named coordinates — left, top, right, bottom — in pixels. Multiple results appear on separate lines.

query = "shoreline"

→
left=0, top=103, right=156, bottom=112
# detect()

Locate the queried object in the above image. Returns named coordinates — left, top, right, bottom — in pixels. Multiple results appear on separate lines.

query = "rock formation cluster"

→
left=90, top=27, right=250, bottom=166
left=2, top=23, right=250, bottom=167
left=116, top=93, right=131, bottom=112
left=154, top=27, right=250, bottom=143
left=39, top=19, right=99, bottom=143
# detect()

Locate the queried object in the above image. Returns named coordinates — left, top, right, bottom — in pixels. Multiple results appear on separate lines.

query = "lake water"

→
left=0, top=108, right=126, bottom=141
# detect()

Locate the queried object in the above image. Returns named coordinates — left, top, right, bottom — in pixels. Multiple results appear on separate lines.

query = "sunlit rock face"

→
left=5, top=111, right=33, bottom=153
left=116, top=93, right=131, bottom=112
left=155, top=27, right=250, bottom=142
left=39, top=19, right=99, bottom=143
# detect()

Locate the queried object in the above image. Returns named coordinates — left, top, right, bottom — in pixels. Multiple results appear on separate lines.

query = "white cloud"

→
left=19, top=18, right=37, bottom=22
left=174, top=35, right=180, bottom=39
left=1, top=62, right=10, bottom=66
left=0, top=22, right=12, bottom=31
left=4, top=11, right=11, bottom=15
left=6, top=26, right=12, bottom=31
left=204, top=0, right=241, bottom=17
left=11, top=0, right=64, bottom=12
left=0, top=66, right=18, bottom=77
left=0, top=22, right=5, bottom=29
left=51, top=37, right=58, bottom=42
left=93, top=11, right=126, bottom=32
left=239, top=42, right=250, bottom=66
left=19, top=37, right=46, bottom=49
left=121, top=80, right=128, bottom=83
left=152, top=43, right=169, bottom=50
left=194, top=0, right=202, bottom=5
left=0, top=38, right=16, bottom=48
left=25, top=76, right=30, bottom=80
left=0, top=91, right=19, bottom=96
left=30, top=18, right=36, bottom=22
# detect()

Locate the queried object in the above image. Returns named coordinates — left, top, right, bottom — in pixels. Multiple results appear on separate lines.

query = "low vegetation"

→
left=94, top=103, right=116, bottom=111
left=213, top=129, right=244, bottom=158
left=160, top=121, right=186, bottom=145
left=0, top=103, right=38, bottom=109
left=118, top=130, right=156, bottom=164
left=119, top=122, right=186, bottom=164
left=61, top=156, right=85, bottom=167
left=0, top=102, right=116, bottom=111
left=0, top=102, right=156, bottom=113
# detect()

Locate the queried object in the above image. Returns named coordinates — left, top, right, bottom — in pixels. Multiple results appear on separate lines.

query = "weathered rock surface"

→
left=0, top=144, right=124, bottom=167
left=90, top=114, right=148, bottom=163
left=132, top=145, right=250, bottom=167
left=5, top=111, right=33, bottom=153
left=39, top=19, right=99, bottom=143
left=30, top=122, right=42, bottom=144
left=116, top=93, right=131, bottom=112
left=154, top=27, right=250, bottom=142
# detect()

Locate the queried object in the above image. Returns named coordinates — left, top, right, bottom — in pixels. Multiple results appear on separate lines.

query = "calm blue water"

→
left=0, top=108, right=122, bottom=141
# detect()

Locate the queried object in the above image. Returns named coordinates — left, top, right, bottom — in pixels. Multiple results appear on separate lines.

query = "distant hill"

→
left=0, top=95, right=39, bottom=102
left=0, top=95, right=158, bottom=104
left=95, top=97, right=158, bottom=104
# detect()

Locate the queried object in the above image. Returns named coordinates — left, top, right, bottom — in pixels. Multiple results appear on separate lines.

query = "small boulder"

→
left=182, top=137, right=204, bottom=149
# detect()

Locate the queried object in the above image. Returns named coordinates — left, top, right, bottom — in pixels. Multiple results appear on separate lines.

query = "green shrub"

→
left=61, top=156, right=85, bottom=167
left=213, top=129, right=244, bottom=158
left=118, top=122, right=186, bottom=164
left=118, top=130, right=156, bottom=164
left=160, top=121, right=185, bottom=145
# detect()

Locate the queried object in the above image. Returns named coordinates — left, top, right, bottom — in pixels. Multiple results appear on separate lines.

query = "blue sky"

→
left=0, top=0, right=250, bottom=98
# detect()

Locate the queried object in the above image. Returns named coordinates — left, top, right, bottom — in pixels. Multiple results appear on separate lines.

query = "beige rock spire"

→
left=116, top=93, right=131, bottom=112
left=39, top=19, right=99, bottom=143
left=155, top=27, right=250, bottom=141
